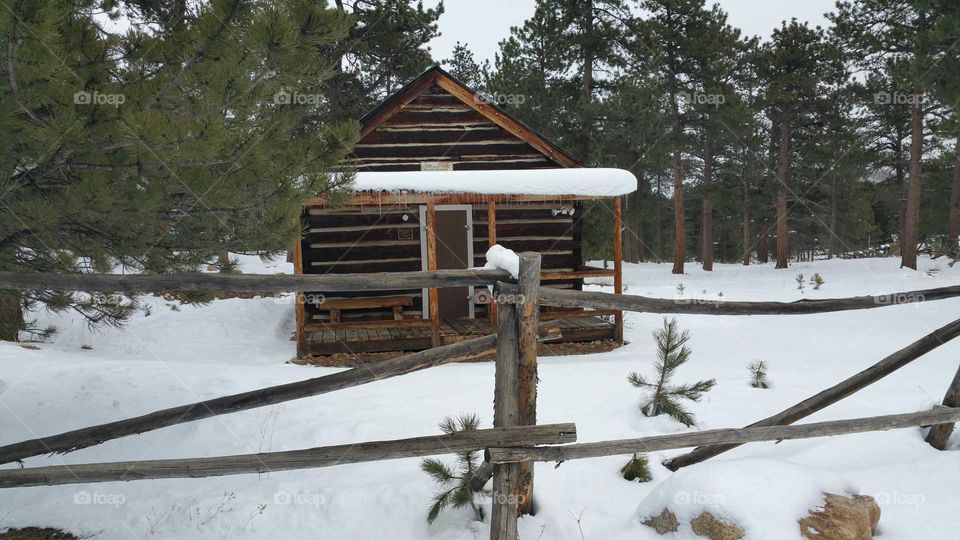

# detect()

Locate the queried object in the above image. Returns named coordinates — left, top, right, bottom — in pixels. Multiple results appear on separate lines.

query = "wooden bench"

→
left=320, top=295, right=414, bottom=323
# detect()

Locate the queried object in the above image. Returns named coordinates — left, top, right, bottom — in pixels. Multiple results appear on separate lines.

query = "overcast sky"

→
left=423, top=0, right=837, bottom=65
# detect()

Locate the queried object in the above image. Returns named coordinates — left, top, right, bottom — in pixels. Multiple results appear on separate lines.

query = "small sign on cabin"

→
left=421, top=161, right=453, bottom=171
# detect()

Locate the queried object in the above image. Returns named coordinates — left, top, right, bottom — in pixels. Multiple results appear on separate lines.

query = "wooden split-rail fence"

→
left=0, top=258, right=959, bottom=540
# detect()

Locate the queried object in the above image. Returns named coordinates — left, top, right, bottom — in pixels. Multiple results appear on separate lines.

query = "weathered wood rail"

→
left=0, top=269, right=509, bottom=293
left=0, top=424, right=576, bottom=488
left=1, top=272, right=958, bottom=315
left=488, top=408, right=960, bottom=464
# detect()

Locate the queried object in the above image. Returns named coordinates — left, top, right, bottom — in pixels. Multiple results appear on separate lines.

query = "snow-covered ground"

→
left=1, top=255, right=958, bottom=539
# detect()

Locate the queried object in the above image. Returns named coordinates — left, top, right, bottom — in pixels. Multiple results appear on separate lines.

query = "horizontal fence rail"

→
left=533, top=284, right=960, bottom=315
left=0, top=424, right=577, bottom=488
left=1, top=271, right=957, bottom=317
left=0, top=323, right=561, bottom=466
left=0, top=269, right=512, bottom=293
left=488, top=408, right=960, bottom=464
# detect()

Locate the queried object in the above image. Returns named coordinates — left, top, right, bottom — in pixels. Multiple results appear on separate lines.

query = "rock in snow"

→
left=636, top=459, right=874, bottom=539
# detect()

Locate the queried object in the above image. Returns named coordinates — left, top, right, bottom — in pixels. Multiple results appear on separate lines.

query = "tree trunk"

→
left=828, top=177, right=838, bottom=258
left=580, top=0, right=594, bottom=161
left=742, top=178, right=751, bottom=266
left=0, top=291, right=23, bottom=342
left=655, top=178, right=663, bottom=262
left=901, top=89, right=924, bottom=270
left=775, top=115, right=791, bottom=269
left=942, top=139, right=960, bottom=255
left=671, top=149, right=685, bottom=274
left=701, top=135, right=714, bottom=271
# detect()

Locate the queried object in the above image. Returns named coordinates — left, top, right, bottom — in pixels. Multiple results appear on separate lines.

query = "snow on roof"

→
left=350, top=168, right=637, bottom=197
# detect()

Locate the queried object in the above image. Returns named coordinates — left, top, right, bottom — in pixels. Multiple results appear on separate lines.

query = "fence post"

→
left=925, top=363, right=960, bottom=449
left=490, top=293, right=520, bottom=540
left=516, top=252, right=541, bottom=515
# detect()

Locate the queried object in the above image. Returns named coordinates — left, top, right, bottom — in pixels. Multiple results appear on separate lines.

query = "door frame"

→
left=419, top=204, right=474, bottom=320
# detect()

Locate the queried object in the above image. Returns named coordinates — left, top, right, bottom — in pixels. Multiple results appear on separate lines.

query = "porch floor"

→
left=302, top=315, right=615, bottom=356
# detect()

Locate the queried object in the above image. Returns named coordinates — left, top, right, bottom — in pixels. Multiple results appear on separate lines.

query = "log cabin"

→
left=294, top=65, right=636, bottom=358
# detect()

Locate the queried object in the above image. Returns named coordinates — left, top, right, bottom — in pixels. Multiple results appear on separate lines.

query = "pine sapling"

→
left=810, top=273, right=825, bottom=290
left=620, top=453, right=652, bottom=482
left=420, top=414, right=490, bottom=524
left=795, top=273, right=805, bottom=291
left=628, top=318, right=716, bottom=427
left=749, top=360, right=770, bottom=389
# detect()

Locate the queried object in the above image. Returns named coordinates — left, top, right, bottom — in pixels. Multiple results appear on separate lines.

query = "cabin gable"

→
left=347, top=66, right=580, bottom=172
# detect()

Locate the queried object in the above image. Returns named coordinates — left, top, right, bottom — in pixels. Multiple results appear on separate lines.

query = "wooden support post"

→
left=490, top=297, right=520, bottom=540
left=487, top=200, right=498, bottom=328
left=516, top=252, right=541, bottom=515
left=293, top=239, right=306, bottom=358
left=426, top=202, right=441, bottom=347
left=613, top=197, right=624, bottom=343
left=925, top=363, right=960, bottom=450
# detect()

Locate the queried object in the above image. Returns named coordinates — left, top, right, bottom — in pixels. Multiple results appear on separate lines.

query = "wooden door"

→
left=422, top=205, right=473, bottom=320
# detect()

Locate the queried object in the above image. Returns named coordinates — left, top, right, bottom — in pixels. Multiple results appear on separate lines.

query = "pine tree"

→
left=444, top=42, right=488, bottom=89
left=420, top=414, right=490, bottom=524
left=0, top=0, right=358, bottom=339
left=748, top=360, right=770, bottom=389
left=620, top=453, right=653, bottom=482
left=830, top=0, right=950, bottom=269
left=757, top=21, right=846, bottom=269
left=324, top=0, right=443, bottom=120
left=628, top=318, right=716, bottom=427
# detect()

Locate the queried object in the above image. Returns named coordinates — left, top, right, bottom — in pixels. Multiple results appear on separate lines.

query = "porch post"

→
left=294, top=234, right=306, bottom=358
left=613, top=197, right=624, bottom=343
left=426, top=202, right=441, bottom=347
left=487, top=199, right=498, bottom=327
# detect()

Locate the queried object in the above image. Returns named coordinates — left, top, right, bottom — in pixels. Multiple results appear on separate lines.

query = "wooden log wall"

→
left=473, top=202, right=585, bottom=319
left=302, top=206, right=425, bottom=323
left=348, top=86, right=564, bottom=172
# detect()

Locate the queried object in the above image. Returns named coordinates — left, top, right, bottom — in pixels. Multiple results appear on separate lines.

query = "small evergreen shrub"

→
left=810, top=273, right=825, bottom=290
left=420, top=414, right=490, bottom=524
left=749, top=360, right=770, bottom=389
left=628, top=318, right=716, bottom=427
left=621, top=453, right=652, bottom=482
left=795, top=273, right=805, bottom=291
